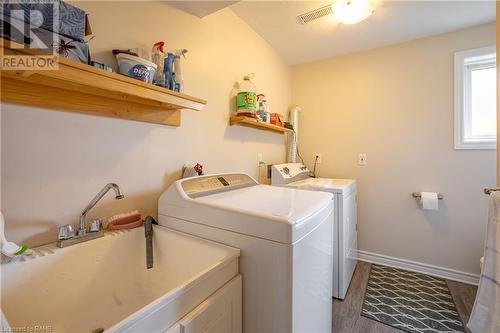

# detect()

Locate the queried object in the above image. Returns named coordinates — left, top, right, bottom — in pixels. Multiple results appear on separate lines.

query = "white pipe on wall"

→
left=286, top=106, right=302, bottom=163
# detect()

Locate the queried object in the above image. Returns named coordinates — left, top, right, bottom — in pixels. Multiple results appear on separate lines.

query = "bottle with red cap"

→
left=152, top=41, right=166, bottom=86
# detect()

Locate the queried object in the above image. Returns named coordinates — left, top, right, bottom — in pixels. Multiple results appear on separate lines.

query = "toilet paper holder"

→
left=412, top=192, right=444, bottom=200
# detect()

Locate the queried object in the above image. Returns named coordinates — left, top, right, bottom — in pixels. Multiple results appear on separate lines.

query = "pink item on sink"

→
left=107, top=210, right=143, bottom=230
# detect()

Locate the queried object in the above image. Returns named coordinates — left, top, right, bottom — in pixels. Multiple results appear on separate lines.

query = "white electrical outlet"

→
left=314, top=153, right=322, bottom=164
left=358, top=153, right=367, bottom=166
left=257, top=153, right=264, bottom=166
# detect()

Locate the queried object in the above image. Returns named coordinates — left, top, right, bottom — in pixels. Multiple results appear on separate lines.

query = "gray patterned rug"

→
left=361, top=265, right=465, bottom=333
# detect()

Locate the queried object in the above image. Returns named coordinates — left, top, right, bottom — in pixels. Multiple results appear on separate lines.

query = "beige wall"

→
left=292, top=23, right=496, bottom=275
left=1, top=2, right=494, bottom=277
left=1, top=2, right=291, bottom=246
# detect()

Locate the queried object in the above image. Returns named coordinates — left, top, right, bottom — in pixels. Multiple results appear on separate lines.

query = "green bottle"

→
left=236, top=73, right=257, bottom=118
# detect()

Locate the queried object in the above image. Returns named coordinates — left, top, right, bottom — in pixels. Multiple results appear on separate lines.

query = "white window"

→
left=454, top=45, right=496, bottom=150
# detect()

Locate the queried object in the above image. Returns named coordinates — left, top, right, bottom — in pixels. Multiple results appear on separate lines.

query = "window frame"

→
left=454, top=45, right=496, bottom=150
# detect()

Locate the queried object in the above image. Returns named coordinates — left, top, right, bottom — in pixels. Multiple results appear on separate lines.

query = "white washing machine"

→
left=158, top=173, right=333, bottom=333
left=271, top=163, right=358, bottom=300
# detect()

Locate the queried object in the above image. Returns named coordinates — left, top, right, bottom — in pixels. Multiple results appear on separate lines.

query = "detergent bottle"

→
left=174, top=49, right=187, bottom=93
left=237, top=73, right=257, bottom=118
left=164, top=52, right=175, bottom=90
left=151, top=41, right=166, bottom=86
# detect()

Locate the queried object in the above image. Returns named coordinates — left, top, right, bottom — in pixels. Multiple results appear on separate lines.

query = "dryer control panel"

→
left=271, top=163, right=310, bottom=186
left=181, top=173, right=258, bottom=198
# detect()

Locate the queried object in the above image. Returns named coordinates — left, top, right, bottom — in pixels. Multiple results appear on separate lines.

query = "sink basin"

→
left=1, top=226, right=239, bottom=332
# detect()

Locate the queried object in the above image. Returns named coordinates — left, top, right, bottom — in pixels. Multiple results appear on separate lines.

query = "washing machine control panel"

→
left=181, top=173, right=258, bottom=198
left=271, top=163, right=310, bottom=186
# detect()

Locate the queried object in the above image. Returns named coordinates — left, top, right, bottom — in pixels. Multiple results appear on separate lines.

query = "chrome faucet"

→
left=78, top=183, right=124, bottom=236
left=144, top=216, right=155, bottom=269
left=57, top=183, right=124, bottom=248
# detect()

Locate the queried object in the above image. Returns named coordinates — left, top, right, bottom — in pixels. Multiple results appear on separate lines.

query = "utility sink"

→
left=1, top=226, right=240, bottom=333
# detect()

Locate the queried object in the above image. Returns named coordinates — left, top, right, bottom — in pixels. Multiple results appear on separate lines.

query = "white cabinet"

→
left=165, top=275, right=242, bottom=333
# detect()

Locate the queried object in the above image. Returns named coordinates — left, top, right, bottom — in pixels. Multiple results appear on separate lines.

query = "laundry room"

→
left=0, top=1, right=498, bottom=333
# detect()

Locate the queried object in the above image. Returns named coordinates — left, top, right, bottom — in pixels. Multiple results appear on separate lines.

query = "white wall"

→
left=292, top=23, right=496, bottom=275
left=1, top=2, right=291, bottom=247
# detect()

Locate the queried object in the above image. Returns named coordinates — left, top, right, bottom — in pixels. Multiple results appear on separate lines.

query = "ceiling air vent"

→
left=297, top=5, right=333, bottom=24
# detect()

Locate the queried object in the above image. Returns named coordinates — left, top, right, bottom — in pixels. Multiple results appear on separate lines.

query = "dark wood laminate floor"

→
left=332, top=261, right=478, bottom=333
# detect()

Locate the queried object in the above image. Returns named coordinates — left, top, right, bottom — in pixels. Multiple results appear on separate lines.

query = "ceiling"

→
left=167, top=1, right=238, bottom=18
left=230, top=1, right=496, bottom=65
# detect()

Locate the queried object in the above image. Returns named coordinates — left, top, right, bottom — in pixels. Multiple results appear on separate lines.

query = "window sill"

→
left=454, top=141, right=496, bottom=150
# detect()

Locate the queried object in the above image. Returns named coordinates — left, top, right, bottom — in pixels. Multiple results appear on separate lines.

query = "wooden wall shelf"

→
left=0, top=39, right=206, bottom=126
left=230, top=116, right=292, bottom=134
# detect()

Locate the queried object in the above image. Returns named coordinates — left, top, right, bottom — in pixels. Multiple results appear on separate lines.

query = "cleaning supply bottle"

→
left=237, top=73, right=257, bottom=118
left=151, top=41, right=166, bottom=87
left=174, top=49, right=187, bottom=93
left=0, top=211, right=32, bottom=258
left=256, top=94, right=267, bottom=122
left=172, top=73, right=179, bottom=92
left=164, top=52, right=175, bottom=90
left=263, top=99, right=271, bottom=123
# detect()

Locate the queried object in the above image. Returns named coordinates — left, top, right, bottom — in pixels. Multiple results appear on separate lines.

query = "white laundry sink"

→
left=1, top=226, right=239, bottom=333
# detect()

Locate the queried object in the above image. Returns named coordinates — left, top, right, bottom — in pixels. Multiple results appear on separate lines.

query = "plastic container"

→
left=237, top=74, right=257, bottom=118
left=174, top=49, right=187, bottom=92
left=164, top=53, right=175, bottom=90
left=151, top=41, right=166, bottom=86
left=116, top=53, right=157, bottom=84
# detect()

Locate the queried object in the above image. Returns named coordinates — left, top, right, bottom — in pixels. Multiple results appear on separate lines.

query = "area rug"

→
left=361, top=264, right=465, bottom=333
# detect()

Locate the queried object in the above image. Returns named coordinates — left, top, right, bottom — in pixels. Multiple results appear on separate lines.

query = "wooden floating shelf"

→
left=230, top=116, right=292, bottom=134
left=0, top=39, right=206, bottom=126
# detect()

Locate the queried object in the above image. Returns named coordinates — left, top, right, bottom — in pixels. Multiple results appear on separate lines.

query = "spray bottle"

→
left=174, top=49, right=187, bottom=93
left=164, top=52, right=175, bottom=90
left=151, top=41, right=166, bottom=87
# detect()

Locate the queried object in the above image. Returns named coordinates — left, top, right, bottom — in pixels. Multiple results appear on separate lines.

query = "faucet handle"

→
left=58, top=225, right=75, bottom=240
left=89, top=219, right=102, bottom=233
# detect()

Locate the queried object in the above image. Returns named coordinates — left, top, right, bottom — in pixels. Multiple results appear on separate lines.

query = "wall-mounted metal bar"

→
left=412, top=192, right=444, bottom=200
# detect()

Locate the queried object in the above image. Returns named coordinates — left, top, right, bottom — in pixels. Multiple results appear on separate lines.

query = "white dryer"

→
left=158, top=173, right=333, bottom=333
left=271, top=163, right=358, bottom=299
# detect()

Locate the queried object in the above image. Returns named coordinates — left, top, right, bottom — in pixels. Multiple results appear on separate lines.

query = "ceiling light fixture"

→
left=332, top=0, right=375, bottom=25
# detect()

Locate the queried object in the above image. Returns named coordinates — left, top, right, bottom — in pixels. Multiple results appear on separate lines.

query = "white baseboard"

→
left=356, top=250, right=480, bottom=285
